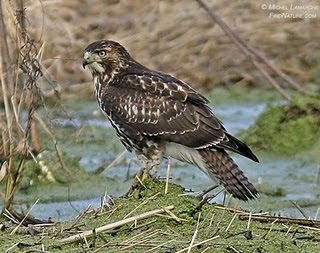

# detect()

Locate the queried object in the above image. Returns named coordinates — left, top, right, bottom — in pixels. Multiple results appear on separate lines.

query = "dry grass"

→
left=0, top=0, right=67, bottom=210
left=1, top=0, right=316, bottom=94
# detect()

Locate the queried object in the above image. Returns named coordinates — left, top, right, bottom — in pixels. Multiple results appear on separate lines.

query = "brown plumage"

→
left=83, top=40, right=259, bottom=201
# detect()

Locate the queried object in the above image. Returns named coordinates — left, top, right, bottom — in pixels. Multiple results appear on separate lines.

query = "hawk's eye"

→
left=98, top=50, right=107, bottom=57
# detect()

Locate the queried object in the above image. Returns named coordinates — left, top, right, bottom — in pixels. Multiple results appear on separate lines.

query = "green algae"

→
left=241, top=95, right=320, bottom=156
left=14, top=156, right=118, bottom=205
left=2, top=146, right=119, bottom=206
left=1, top=180, right=320, bottom=252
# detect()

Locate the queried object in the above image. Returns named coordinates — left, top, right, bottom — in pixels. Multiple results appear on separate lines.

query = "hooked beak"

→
left=82, top=59, right=88, bottom=69
left=82, top=51, right=93, bottom=69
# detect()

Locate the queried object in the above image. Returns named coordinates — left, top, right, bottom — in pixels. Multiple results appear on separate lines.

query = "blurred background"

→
left=0, top=0, right=319, bottom=221
left=11, top=0, right=320, bottom=92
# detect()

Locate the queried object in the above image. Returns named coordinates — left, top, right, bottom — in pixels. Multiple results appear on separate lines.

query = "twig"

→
left=121, top=230, right=160, bottom=250
left=315, top=166, right=320, bottom=185
left=163, top=206, right=184, bottom=223
left=59, top=205, right=174, bottom=244
left=212, top=205, right=269, bottom=216
left=247, top=211, right=252, bottom=230
left=33, top=223, right=56, bottom=227
left=91, top=228, right=96, bottom=248
left=99, top=149, right=127, bottom=174
left=0, top=161, right=7, bottom=183
left=263, top=218, right=278, bottom=239
left=252, top=60, right=292, bottom=101
left=34, top=112, right=70, bottom=174
left=123, top=192, right=160, bottom=219
left=3, top=211, right=19, bottom=224
left=239, top=214, right=320, bottom=227
left=291, top=201, right=310, bottom=221
left=5, top=243, right=19, bottom=253
left=145, top=239, right=175, bottom=253
left=11, top=199, right=40, bottom=235
left=82, top=235, right=90, bottom=249
left=194, top=188, right=224, bottom=215
left=67, top=186, right=80, bottom=214
left=195, top=0, right=305, bottom=100
left=198, top=185, right=219, bottom=199
left=121, top=238, right=153, bottom=250
left=67, top=204, right=91, bottom=230
left=215, top=194, right=232, bottom=232
left=226, top=245, right=241, bottom=253
left=94, top=242, right=172, bottom=252
left=314, top=207, right=320, bottom=221
left=187, top=213, right=201, bottom=253
left=286, top=225, right=293, bottom=235
left=135, top=173, right=145, bottom=189
left=298, top=225, right=320, bottom=232
left=257, top=225, right=305, bottom=234
left=194, top=194, right=213, bottom=214
left=175, top=235, right=220, bottom=253
left=165, top=157, right=171, bottom=194
left=225, top=214, right=237, bottom=232
left=225, top=230, right=250, bottom=239
left=122, top=228, right=156, bottom=245
left=209, top=212, right=215, bottom=227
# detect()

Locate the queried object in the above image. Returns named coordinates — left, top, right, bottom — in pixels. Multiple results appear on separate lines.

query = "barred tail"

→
left=198, top=149, right=258, bottom=201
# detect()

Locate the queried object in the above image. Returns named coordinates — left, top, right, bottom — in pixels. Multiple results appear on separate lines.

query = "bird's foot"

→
left=126, top=168, right=153, bottom=198
left=196, top=185, right=219, bottom=199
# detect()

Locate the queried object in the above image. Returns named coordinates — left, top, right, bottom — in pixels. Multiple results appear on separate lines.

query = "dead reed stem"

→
left=165, top=157, right=171, bottom=194
left=239, top=214, right=320, bottom=227
left=0, top=0, right=14, bottom=211
left=0, top=0, right=44, bottom=211
left=10, top=198, right=39, bottom=235
left=315, top=166, right=320, bottom=185
left=34, top=112, right=69, bottom=174
left=176, top=235, right=220, bottom=253
left=100, top=149, right=127, bottom=174
left=291, top=201, right=310, bottom=220
left=187, top=212, right=201, bottom=253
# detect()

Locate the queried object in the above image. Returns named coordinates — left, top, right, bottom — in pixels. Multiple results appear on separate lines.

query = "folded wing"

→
left=101, top=72, right=258, bottom=162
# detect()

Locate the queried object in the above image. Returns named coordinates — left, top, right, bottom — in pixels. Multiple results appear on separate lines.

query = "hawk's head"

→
left=82, top=40, right=131, bottom=75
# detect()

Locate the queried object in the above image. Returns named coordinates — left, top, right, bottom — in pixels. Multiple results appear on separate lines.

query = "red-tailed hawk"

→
left=82, top=40, right=259, bottom=201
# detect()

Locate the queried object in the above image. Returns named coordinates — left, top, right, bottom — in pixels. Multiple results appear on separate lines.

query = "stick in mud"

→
left=59, top=205, right=174, bottom=244
left=239, top=214, right=320, bottom=227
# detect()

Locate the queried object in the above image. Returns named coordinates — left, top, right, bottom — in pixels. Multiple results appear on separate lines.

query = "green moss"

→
left=1, top=180, right=320, bottom=252
left=10, top=149, right=119, bottom=204
left=241, top=96, right=320, bottom=155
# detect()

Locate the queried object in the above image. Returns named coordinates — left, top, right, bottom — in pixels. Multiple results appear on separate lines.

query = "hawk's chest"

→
left=93, top=75, right=118, bottom=121
left=93, top=76, right=103, bottom=105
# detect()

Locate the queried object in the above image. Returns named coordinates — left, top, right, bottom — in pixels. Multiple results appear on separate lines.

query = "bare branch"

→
left=195, top=0, right=307, bottom=100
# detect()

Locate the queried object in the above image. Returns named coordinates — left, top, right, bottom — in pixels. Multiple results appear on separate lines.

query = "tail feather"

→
left=218, top=133, right=259, bottom=163
left=199, top=149, right=258, bottom=201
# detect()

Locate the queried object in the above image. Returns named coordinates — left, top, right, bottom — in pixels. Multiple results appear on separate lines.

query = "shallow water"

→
left=15, top=99, right=320, bottom=221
